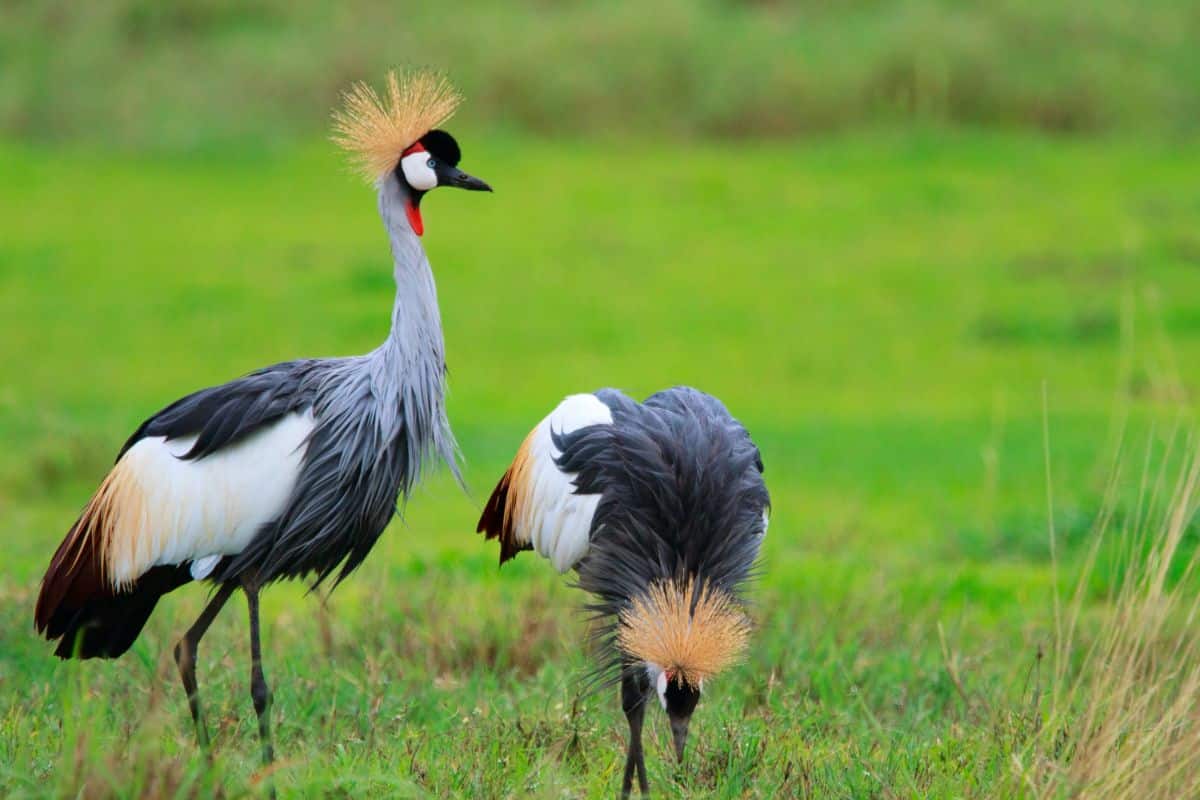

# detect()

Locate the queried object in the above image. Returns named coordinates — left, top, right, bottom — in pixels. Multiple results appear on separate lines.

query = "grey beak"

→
left=669, top=715, right=690, bottom=763
left=447, top=167, right=492, bottom=192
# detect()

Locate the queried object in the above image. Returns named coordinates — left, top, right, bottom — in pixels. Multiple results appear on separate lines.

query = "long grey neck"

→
left=368, top=172, right=461, bottom=484
left=376, top=172, right=444, bottom=369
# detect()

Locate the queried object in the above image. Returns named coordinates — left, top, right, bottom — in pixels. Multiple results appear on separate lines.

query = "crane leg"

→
left=242, top=579, right=275, bottom=782
left=174, top=582, right=236, bottom=752
left=621, top=670, right=651, bottom=798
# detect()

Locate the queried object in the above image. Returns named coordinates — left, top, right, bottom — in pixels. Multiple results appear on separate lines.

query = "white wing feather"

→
left=518, top=394, right=612, bottom=573
left=104, top=411, right=314, bottom=587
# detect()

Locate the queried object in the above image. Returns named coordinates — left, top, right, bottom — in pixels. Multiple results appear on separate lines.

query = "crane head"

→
left=331, top=70, right=490, bottom=236
left=394, top=129, right=491, bottom=235
left=619, top=577, right=753, bottom=762
left=654, top=667, right=701, bottom=762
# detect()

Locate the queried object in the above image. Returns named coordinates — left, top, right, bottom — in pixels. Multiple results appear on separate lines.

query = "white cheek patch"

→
left=656, top=670, right=669, bottom=709
left=400, top=151, right=438, bottom=191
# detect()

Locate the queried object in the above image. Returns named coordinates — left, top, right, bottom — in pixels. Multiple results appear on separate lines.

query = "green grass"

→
left=4, top=0, right=1200, bottom=148
left=3, top=130, right=1200, bottom=797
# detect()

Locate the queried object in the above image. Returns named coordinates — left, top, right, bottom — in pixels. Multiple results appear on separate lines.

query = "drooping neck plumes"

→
left=367, top=171, right=461, bottom=484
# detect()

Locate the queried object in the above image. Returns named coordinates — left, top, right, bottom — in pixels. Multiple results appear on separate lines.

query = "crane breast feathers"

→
left=478, top=394, right=613, bottom=572
left=66, top=412, right=314, bottom=590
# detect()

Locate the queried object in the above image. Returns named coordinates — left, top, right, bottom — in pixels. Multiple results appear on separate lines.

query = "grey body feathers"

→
left=126, top=172, right=459, bottom=589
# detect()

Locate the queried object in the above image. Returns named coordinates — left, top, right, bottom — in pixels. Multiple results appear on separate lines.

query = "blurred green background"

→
left=3, top=2, right=1200, bottom=797
left=4, top=0, right=1199, bottom=147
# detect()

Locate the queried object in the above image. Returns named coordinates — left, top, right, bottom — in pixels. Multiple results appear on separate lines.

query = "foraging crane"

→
left=33, top=70, right=491, bottom=769
left=477, top=386, right=769, bottom=798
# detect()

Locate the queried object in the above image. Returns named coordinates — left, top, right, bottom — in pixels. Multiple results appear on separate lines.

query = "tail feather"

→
left=46, top=565, right=192, bottom=659
left=35, top=503, right=190, bottom=660
left=477, top=467, right=530, bottom=565
left=35, top=513, right=106, bottom=638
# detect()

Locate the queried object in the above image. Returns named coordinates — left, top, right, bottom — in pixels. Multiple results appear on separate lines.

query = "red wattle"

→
left=405, top=199, right=424, bottom=236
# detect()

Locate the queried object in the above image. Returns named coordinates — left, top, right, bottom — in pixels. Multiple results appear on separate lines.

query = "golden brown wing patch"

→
left=476, top=427, right=537, bottom=565
left=34, top=464, right=135, bottom=632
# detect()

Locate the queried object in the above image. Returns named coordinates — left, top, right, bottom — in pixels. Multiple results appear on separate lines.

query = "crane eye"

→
left=426, top=158, right=437, bottom=169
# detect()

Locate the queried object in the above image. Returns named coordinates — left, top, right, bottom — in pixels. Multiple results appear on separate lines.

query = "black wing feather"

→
left=118, top=360, right=318, bottom=461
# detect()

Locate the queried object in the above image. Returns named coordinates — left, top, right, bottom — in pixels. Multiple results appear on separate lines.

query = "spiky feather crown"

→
left=332, top=69, right=462, bottom=183
left=617, top=577, right=752, bottom=688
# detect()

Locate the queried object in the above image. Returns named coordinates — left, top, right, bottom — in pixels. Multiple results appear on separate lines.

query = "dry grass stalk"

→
left=1015, top=434, right=1200, bottom=798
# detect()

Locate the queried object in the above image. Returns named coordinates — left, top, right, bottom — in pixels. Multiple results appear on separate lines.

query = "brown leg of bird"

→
left=243, top=581, right=275, bottom=795
left=621, top=671, right=651, bottom=798
left=174, top=582, right=236, bottom=752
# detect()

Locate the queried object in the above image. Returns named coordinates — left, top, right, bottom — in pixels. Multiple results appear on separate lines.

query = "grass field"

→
left=6, top=1, right=1200, bottom=146
left=3, top=130, right=1200, bottom=797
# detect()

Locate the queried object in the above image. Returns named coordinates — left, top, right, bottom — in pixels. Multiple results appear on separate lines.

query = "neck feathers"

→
left=377, top=172, right=441, bottom=352
left=371, top=172, right=462, bottom=485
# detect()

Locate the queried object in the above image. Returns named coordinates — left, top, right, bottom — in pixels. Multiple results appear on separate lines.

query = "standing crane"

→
left=477, top=386, right=769, bottom=798
left=33, top=70, right=491, bottom=770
